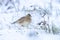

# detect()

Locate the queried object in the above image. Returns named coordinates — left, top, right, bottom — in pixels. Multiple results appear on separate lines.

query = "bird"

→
left=12, top=14, right=31, bottom=27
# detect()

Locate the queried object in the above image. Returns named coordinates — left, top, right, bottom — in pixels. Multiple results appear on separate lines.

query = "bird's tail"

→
left=11, top=21, right=17, bottom=24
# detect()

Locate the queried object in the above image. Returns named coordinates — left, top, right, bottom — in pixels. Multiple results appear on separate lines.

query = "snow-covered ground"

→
left=0, top=29, right=60, bottom=40
left=0, top=0, right=60, bottom=40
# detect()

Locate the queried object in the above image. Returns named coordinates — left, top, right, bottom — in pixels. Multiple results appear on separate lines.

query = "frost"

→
left=0, top=0, right=60, bottom=40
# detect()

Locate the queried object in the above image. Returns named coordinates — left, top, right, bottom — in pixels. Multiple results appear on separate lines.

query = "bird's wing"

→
left=17, top=17, right=25, bottom=23
left=11, top=17, right=25, bottom=24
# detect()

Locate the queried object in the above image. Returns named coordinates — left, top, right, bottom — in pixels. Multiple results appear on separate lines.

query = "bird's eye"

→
left=28, top=14, right=31, bottom=16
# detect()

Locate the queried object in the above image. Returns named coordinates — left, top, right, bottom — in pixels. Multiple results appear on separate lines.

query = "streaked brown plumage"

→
left=12, top=14, right=31, bottom=27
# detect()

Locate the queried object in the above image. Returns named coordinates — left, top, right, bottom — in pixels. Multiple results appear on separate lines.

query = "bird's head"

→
left=27, top=14, right=31, bottom=17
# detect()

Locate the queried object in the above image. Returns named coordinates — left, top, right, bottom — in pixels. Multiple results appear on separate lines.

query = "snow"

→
left=0, top=29, right=60, bottom=40
left=0, top=0, right=60, bottom=40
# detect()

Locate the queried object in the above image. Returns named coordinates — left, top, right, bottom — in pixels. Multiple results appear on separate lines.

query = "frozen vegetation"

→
left=0, top=0, right=60, bottom=40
